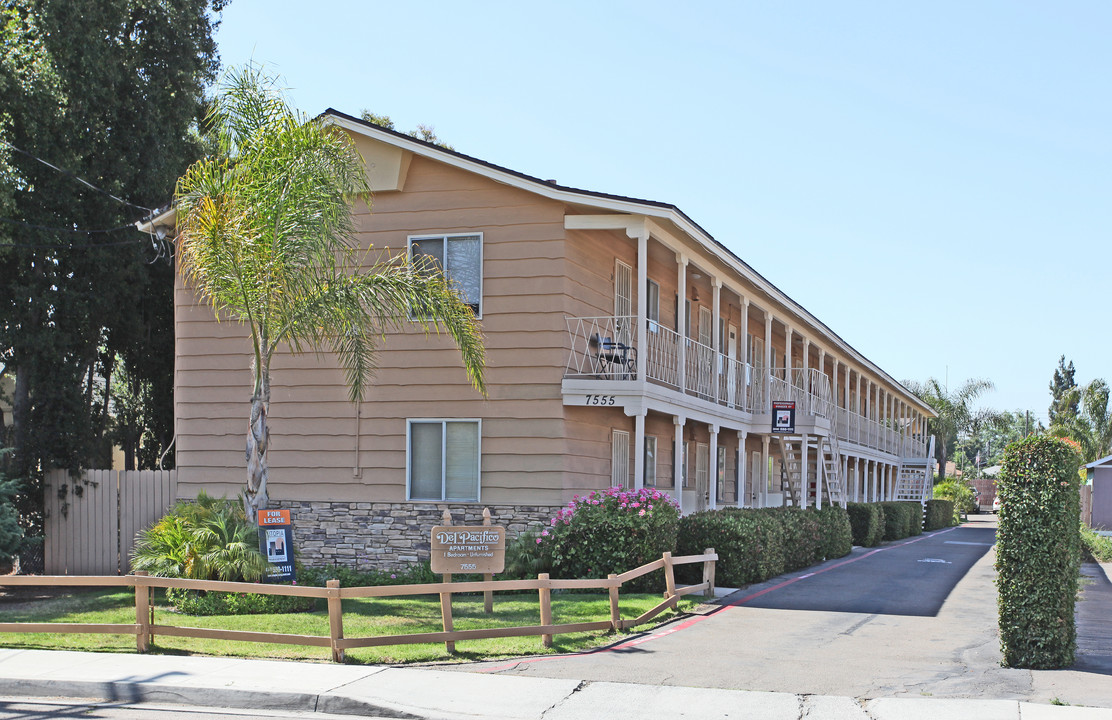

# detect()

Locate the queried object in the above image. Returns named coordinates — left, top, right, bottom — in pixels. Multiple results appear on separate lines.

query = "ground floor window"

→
left=611, top=429, right=630, bottom=488
left=407, top=419, right=480, bottom=501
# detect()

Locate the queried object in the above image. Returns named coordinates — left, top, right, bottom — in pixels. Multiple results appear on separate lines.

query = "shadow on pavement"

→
left=1075, top=562, right=1112, bottom=675
left=729, top=526, right=996, bottom=618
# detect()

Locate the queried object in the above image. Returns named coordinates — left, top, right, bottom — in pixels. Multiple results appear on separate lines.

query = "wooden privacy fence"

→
left=0, top=549, right=716, bottom=662
left=44, top=469, right=177, bottom=575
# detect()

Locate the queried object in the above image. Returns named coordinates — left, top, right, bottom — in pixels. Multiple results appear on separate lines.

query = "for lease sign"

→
left=430, top=526, right=506, bottom=574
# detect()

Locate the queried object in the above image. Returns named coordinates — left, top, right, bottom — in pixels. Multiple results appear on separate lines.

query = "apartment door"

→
left=614, top=260, right=632, bottom=345
left=695, top=442, right=709, bottom=512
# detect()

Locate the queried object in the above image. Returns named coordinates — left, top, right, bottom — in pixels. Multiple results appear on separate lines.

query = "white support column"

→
left=800, top=432, right=810, bottom=509
left=740, top=297, right=750, bottom=410
left=712, top=280, right=721, bottom=403
left=785, top=326, right=793, bottom=386
left=802, top=338, right=811, bottom=410
left=761, top=435, right=771, bottom=508
left=634, top=411, right=645, bottom=491
left=673, top=416, right=685, bottom=509
left=763, top=315, right=773, bottom=411
left=844, top=365, right=851, bottom=413
left=635, top=229, right=648, bottom=381
left=832, top=357, right=840, bottom=411
left=677, top=254, right=688, bottom=394
left=815, top=433, right=823, bottom=511
left=709, top=424, right=719, bottom=510
left=871, top=460, right=879, bottom=502
left=738, top=430, right=747, bottom=507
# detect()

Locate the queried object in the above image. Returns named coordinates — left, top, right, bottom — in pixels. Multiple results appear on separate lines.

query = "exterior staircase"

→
left=819, top=433, right=846, bottom=508
left=894, top=436, right=937, bottom=503
left=778, top=437, right=803, bottom=507
left=778, top=432, right=846, bottom=509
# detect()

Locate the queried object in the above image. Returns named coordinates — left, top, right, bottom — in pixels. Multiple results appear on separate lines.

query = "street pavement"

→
left=1, top=515, right=1110, bottom=719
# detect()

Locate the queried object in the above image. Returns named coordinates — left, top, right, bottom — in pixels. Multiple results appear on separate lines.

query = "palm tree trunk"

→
left=244, top=381, right=270, bottom=522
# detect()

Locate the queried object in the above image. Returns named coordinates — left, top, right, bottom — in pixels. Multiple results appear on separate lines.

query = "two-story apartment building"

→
left=150, top=111, right=936, bottom=569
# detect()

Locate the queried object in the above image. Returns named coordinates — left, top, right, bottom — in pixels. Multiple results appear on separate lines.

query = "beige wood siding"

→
left=175, top=150, right=572, bottom=505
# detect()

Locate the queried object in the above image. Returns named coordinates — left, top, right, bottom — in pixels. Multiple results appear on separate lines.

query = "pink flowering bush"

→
left=538, top=487, right=680, bottom=592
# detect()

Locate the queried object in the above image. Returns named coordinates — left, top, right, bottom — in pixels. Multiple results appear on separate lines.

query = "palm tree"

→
left=906, top=377, right=1006, bottom=481
left=174, top=65, right=485, bottom=520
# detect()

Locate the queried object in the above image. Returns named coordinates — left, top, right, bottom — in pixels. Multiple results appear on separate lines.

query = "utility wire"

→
left=0, top=236, right=149, bottom=249
left=0, top=138, right=154, bottom=213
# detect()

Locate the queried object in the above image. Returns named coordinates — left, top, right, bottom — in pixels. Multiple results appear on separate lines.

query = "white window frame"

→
left=407, top=233, right=484, bottom=318
left=406, top=418, right=482, bottom=502
left=647, top=279, right=660, bottom=332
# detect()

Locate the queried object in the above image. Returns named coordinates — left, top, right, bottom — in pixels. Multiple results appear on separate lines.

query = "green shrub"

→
left=772, top=507, right=822, bottom=571
left=846, top=503, right=885, bottom=546
left=1080, top=525, right=1112, bottom=562
left=0, top=471, right=24, bottom=564
left=924, top=499, right=954, bottom=530
left=677, top=506, right=851, bottom=588
left=934, top=480, right=976, bottom=522
left=902, top=502, right=924, bottom=536
left=996, top=436, right=1082, bottom=669
left=167, top=587, right=317, bottom=615
left=676, top=509, right=781, bottom=587
left=539, top=487, right=679, bottom=592
left=813, top=506, right=853, bottom=559
left=131, top=491, right=270, bottom=583
left=879, top=502, right=912, bottom=541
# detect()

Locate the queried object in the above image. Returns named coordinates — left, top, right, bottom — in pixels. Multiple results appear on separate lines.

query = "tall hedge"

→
left=996, top=436, right=1081, bottom=669
left=878, top=502, right=912, bottom=540
left=814, top=506, right=853, bottom=559
left=846, top=502, right=885, bottom=546
left=924, top=499, right=954, bottom=531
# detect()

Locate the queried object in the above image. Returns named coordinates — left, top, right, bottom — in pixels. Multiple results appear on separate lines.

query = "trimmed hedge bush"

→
left=814, top=506, right=853, bottom=560
left=846, top=503, right=885, bottom=547
left=904, top=502, right=924, bottom=536
left=676, top=506, right=852, bottom=588
left=538, top=487, right=680, bottom=592
left=879, top=502, right=916, bottom=540
left=996, top=436, right=1082, bottom=669
left=924, top=499, right=954, bottom=531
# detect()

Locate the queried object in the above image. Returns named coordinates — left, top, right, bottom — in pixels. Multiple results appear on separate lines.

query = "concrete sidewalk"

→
left=1, top=648, right=1110, bottom=720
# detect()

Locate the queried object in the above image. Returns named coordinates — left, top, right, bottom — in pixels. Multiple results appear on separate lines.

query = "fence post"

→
left=703, top=547, right=716, bottom=599
left=326, top=579, right=344, bottom=663
left=439, top=509, right=455, bottom=654
left=538, top=572, right=553, bottom=648
left=662, top=551, right=676, bottom=599
left=608, top=573, right=621, bottom=631
left=134, top=571, right=149, bottom=652
left=482, top=508, right=494, bottom=614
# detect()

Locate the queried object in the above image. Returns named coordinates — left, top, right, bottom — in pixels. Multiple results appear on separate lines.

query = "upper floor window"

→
left=408, top=233, right=482, bottom=317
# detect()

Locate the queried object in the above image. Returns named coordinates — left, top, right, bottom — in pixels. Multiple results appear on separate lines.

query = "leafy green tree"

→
left=359, top=110, right=455, bottom=150
left=175, top=66, right=486, bottom=519
left=906, top=377, right=1006, bottom=481
left=1050, top=378, right=1111, bottom=463
left=0, top=0, right=226, bottom=531
left=1049, top=355, right=1078, bottom=427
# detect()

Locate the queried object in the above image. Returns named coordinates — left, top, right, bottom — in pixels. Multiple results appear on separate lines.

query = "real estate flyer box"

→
left=258, top=509, right=296, bottom=583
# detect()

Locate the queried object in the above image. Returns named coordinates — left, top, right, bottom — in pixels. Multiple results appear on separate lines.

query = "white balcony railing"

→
left=564, top=315, right=929, bottom=459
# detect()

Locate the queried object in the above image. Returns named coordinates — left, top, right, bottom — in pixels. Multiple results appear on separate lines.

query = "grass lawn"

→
left=0, top=588, right=699, bottom=664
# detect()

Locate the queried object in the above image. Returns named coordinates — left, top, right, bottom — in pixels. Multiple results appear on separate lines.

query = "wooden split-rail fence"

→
left=0, top=549, right=717, bottom=662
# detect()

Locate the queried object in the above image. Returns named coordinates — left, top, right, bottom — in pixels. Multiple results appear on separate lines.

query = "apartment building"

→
left=155, top=111, right=937, bottom=568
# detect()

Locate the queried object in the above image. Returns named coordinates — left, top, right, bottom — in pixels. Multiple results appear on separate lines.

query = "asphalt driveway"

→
left=452, top=515, right=1112, bottom=707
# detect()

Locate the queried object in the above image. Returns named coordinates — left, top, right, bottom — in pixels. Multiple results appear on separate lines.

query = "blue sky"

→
left=214, top=1, right=1111, bottom=423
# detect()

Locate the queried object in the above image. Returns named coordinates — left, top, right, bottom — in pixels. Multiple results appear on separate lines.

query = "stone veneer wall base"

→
left=291, top=502, right=560, bottom=570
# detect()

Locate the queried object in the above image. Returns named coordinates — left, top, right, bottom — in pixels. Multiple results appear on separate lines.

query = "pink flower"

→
left=639, top=509, right=646, bottom=516
left=390, top=573, right=397, bottom=579
left=536, top=538, right=543, bottom=544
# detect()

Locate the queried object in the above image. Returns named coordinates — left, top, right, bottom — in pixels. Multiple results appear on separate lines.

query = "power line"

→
left=0, top=236, right=150, bottom=249
left=0, top=138, right=154, bottom=214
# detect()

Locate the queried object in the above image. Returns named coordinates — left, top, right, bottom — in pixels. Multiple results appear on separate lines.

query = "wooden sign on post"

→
left=430, top=521, right=506, bottom=574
